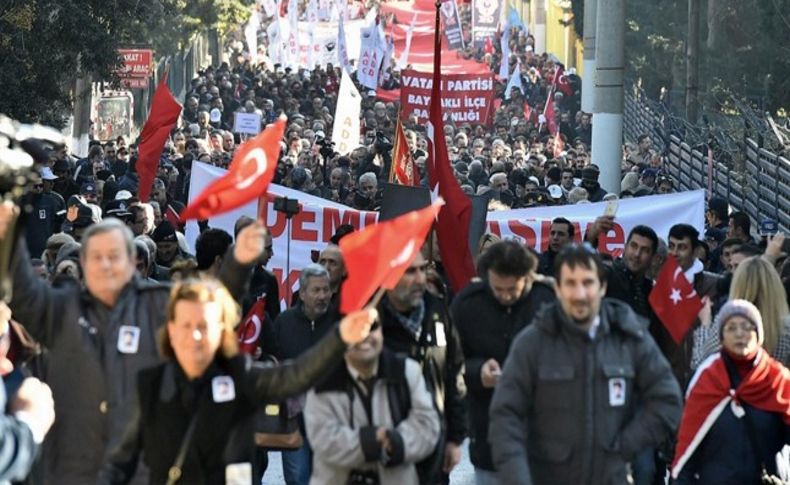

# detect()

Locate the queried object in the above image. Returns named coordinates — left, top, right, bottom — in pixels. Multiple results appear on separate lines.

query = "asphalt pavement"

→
left=262, top=440, right=476, bottom=483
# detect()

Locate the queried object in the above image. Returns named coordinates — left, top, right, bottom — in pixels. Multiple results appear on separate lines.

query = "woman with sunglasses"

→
left=98, top=277, right=377, bottom=484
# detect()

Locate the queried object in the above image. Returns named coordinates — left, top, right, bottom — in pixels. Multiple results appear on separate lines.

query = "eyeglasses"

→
left=723, top=322, right=757, bottom=334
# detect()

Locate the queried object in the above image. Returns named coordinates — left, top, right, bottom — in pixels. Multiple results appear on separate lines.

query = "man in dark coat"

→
left=378, top=252, right=467, bottom=484
left=489, top=245, right=682, bottom=485
left=580, top=166, right=608, bottom=202
left=451, top=241, right=556, bottom=482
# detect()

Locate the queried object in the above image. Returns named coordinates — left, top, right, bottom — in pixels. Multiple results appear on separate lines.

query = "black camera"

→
left=315, top=137, right=336, bottom=160
left=373, top=132, right=393, bottom=155
left=273, top=196, right=300, bottom=217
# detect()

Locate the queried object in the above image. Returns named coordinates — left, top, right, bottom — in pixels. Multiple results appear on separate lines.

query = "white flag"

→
left=499, top=24, right=510, bottom=80
left=332, top=70, right=361, bottom=155
left=398, top=12, right=418, bottom=69
left=267, top=19, right=283, bottom=65
left=244, top=10, right=260, bottom=61
left=379, top=35, right=394, bottom=85
left=261, top=0, right=277, bottom=17
left=505, top=60, right=524, bottom=99
left=338, top=16, right=352, bottom=72
left=357, top=22, right=383, bottom=90
left=307, top=0, right=319, bottom=23
left=284, top=0, right=299, bottom=68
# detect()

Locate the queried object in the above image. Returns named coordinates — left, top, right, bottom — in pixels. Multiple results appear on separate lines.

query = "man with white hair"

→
left=489, top=173, right=509, bottom=193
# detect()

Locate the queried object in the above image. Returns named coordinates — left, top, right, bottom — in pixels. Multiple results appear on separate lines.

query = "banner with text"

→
left=331, top=70, right=362, bottom=154
left=471, top=0, right=502, bottom=47
left=441, top=0, right=465, bottom=50
left=188, top=162, right=704, bottom=308
left=400, top=69, right=496, bottom=126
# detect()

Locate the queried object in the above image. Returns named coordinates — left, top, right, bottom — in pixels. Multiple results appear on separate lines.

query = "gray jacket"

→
left=489, top=299, right=682, bottom=485
left=305, top=351, right=440, bottom=485
left=9, top=240, right=252, bottom=485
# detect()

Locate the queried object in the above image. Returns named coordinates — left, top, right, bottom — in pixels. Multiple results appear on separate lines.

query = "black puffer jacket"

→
left=450, top=279, right=556, bottom=470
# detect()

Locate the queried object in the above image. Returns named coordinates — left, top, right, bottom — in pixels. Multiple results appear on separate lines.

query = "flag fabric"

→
left=541, top=85, right=558, bottom=135
left=337, top=16, right=351, bottom=73
left=523, top=100, right=532, bottom=122
left=244, top=8, right=260, bottom=61
left=426, top=5, right=477, bottom=292
left=555, top=65, right=574, bottom=97
left=357, top=22, right=384, bottom=90
left=504, top=60, right=524, bottom=100
left=181, top=117, right=286, bottom=220
left=331, top=70, right=362, bottom=154
left=552, top=131, right=564, bottom=158
left=237, top=298, right=267, bottom=355
left=508, top=5, right=526, bottom=31
left=137, top=76, right=182, bottom=202
left=649, top=255, right=704, bottom=344
left=671, top=350, right=790, bottom=479
left=389, top=117, right=420, bottom=186
left=398, top=13, right=418, bottom=69
left=339, top=200, right=443, bottom=314
left=165, top=204, right=182, bottom=230
left=498, top=25, right=510, bottom=80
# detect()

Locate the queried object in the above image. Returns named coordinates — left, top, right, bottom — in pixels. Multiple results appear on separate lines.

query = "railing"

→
left=624, top=87, right=790, bottom=233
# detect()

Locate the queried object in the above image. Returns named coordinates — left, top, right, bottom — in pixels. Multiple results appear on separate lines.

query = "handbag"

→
left=254, top=399, right=304, bottom=450
left=166, top=386, right=209, bottom=485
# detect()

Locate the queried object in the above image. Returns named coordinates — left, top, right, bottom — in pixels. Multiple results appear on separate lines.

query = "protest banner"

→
left=357, top=23, right=384, bottom=89
left=117, top=49, right=153, bottom=78
left=440, top=0, right=465, bottom=50
left=399, top=69, right=496, bottom=125
left=187, top=161, right=705, bottom=308
left=232, top=112, right=263, bottom=135
left=471, top=0, right=502, bottom=47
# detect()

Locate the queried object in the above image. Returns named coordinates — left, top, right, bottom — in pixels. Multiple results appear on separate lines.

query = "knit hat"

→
left=581, top=166, right=599, bottom=182
left=151, top=220, right=177, bottom=243
left=716, top=299, right=764, bottom=345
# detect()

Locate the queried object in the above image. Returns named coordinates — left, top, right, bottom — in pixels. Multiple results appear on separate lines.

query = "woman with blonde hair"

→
left=693, top=256, right=790, bottom=367
left=99, top=277, right=377, bottom=484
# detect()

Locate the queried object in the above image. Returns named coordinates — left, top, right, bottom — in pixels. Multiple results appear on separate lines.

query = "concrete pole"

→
left=581, top=0, right=597, bottom=113
left=591, top=0, right=624, bottom=195
left=70, top=71, right=92, bottom=158
left=686, top=0, right=700, bottom=123
left=533, top=0, right=546, bottom=54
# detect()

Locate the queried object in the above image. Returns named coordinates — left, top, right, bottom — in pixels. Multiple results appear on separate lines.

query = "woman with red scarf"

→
left=672, top=299, right=790, bottom=483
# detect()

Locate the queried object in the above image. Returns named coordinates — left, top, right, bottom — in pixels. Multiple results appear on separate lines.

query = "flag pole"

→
left=366, top=286, right=387, bottom=309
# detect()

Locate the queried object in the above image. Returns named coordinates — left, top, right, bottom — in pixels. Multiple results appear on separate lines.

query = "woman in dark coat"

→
left=98, top=277, right=376, bottom=485
left=672, top=299, right=790, bottom=484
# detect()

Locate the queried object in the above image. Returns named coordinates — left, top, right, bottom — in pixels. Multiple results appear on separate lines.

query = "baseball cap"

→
left=80, top=182, right=97, bottom=196
left=115, top=190, right=133, bottom=201
left=40, top=167, right=58, bottom=181
left=547, top=184, right=563, bottom=200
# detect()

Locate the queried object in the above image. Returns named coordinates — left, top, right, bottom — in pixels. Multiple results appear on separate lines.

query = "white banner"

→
left=261, top=0, right=277, bottom=17
left=284, top=0, right=299, bottom=68
left=187, top=160, right=706, bottom=307
left=331, top=70, right=362, bottom=154
left=267, top=19, right=283, bottom=65
left=244, top=10, right=260, bottom=60
left=357, top=23, right=383, bottom=89
left=337, top=16, right=352, bottom=72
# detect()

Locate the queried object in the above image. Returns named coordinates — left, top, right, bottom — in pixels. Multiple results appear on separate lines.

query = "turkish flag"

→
left=426, top=10, right=476, bottom=293
left=237, top=298, right=266, bottom=355
left=649, top=255, right=703, bottom=343
left=339, top=200, right=443, bottom=314
left=555, top=66, right=574, bottom=97
left=544, top=88, right=558, bottom=135
left=165, top=204, right=182, bottom=230
left=137, top=77, right=182, bottom=202
left=389, top=117, right=420, bottom=186
left=181, top=116, right=286, bottom=220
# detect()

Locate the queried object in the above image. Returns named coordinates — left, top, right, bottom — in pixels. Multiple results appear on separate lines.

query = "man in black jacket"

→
left=271, top=264, right=337, bottom=485
left=605, top=225, right=659, bottom=321
left=451, top=241, right=556, bottom=482
left=537, top=217, right=574, bottom=276
left=377, top=251, right=467, bottom=484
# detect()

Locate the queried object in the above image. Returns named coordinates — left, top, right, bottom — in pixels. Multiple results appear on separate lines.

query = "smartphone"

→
left=604, top=199, right=619, bottom=218
left=760, top=218, right=778, bottom=237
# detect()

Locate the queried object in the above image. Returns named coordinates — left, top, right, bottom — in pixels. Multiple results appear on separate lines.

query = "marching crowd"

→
left=2, top=1, right=790, bottom=485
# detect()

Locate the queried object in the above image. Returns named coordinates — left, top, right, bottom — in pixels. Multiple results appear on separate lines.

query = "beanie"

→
left=716, top=299, right=764, bottom=345
left=151, top=220, right=178, bottom=243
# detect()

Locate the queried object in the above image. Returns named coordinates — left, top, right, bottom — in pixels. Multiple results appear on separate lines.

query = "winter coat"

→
left=8, top=240, right=252, bottom=485
left=489, top=299, right=683, bottom=485
left=305, top=350, right=440, bottom=485
left=450, top=280, right=556, bottom=470
left=273, top=303, right=337, bottom=361
left=98, top=329, right=347, bottom=484
left=378, top=292, right=467, bottom=481
left=0, top=380, right=38, bottom=483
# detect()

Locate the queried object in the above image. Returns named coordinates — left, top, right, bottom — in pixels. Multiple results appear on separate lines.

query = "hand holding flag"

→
left=181, top=116, right=287, bottom=221
left=339, top=199, right=443, bottom=314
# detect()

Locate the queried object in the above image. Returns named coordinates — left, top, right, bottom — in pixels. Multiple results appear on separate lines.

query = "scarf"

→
left=671, top=349, right=790, bottom=478
left=387, top=298, right=425, bottom=341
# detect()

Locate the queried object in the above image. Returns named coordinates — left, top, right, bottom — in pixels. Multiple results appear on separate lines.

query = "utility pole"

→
left=71, top=54, right=92, bottom=158
left=581, top=0, right=597, bottom=113
left=686, top=0, right=700, bottom=123
left=591, top=0, right=625, bottom=195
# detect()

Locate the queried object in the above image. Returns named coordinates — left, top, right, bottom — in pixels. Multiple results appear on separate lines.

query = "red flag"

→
left=426, top=6, right=476, bottom=292
left=165, top=204, right=183, bottom=230
left=544, top=88, right=558, bottom=135
left=237, top=298, right=266, bottom=355
left=389, top=117, right=420, bottom=186
left=671, top=350, right=790, bottom=478
left=340, top=200, right=443, bottom=314
left=555, top=66, right=574, bottom=97
left=484, top=37, right=494, bottom=55
left=552, top=131, right=564, bottom=158
left=137, top=77, right=182, bottom=202
left=648, top=255, right=703, bottom=343
left=523, top=101, right=532, bottom=123
left=181, top=117, right=286, bottom=220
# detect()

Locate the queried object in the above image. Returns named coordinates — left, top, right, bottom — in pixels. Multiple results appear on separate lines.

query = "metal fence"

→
left=624, top=87, right=790, bottom=234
